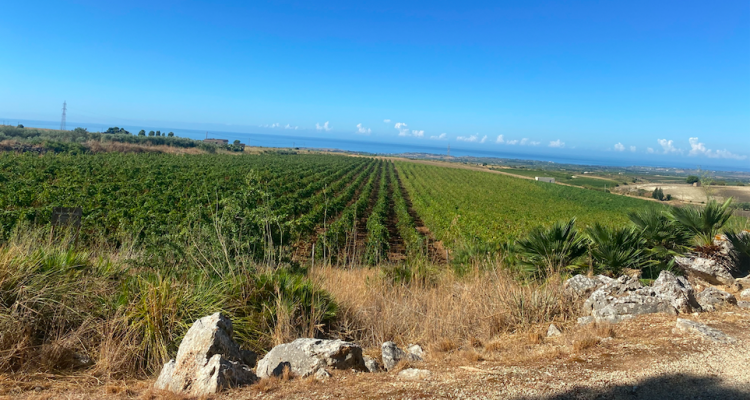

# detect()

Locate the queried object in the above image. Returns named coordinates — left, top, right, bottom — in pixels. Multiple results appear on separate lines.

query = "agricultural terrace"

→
left=396, top=161, right=662, bottom=247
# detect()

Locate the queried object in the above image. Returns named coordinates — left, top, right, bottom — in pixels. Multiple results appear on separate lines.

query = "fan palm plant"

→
left=586, top=223, right=648, bottom=275
left=628, top=208, right=692, bottom=276
left=668, top=198, right=733, bottom=247
left=516, top=218, right=587, bottom=277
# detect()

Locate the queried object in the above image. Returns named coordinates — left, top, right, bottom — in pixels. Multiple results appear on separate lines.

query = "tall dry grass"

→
left=313, top=263, right=576, bottom=349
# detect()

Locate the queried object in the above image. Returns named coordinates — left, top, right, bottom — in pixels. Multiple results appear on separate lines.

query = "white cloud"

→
left=495, top=135, right=504, bottom=144
left=261, top=123, right=281, bottom=128
left=393, top=122, right=425, bottom=138
left=549, top=139, right=565, bottom=148
left=647, top=147, right=655, bottom=154
left=284, top=124, right=298, bottom=130
left=316, top=121, right=331, bottom=131
left=614, top=142, right=625, bottom=152
left=480, top=135, right=488, bottom=143
left=520, top=138, right=529, bottom=146
left=457, top=134, right=480, bottom=142
left=430, top=133, right=447, bottom=140
left=506, top=139, right=519, bottom=145
left=689, top=137, right=747, bottom=160
left=356, top=123, right=371, bottom=135
left=530, top=141, right=541, bottom=146
left=630, top=146, right=636, bottom=152
left=657, top=139, right=680, bottom=154
left=383, top=119, right=391, bottom=123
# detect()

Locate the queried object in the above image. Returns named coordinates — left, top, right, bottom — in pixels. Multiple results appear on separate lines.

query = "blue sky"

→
left=1, top=1, right=748, bottom=168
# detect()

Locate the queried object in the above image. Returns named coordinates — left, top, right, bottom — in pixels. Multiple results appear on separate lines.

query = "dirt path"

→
left=7, top=311, right=748, bottom=399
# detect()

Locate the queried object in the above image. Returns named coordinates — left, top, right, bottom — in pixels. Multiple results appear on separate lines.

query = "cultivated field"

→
left=397, top=162, right=660, bottom=248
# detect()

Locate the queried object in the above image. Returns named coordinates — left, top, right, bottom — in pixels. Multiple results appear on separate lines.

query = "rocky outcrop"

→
left=675, top=256, right=735, bottom=286
left=381, top=341, right=423, bottom=371
left=564, top=274, right=614, bottom=297
left=696, top=287, right=737, bottom=312
left=740, top=289, right=750, bottom=299
left=675, top=318, right=736, bottom=344
left=154, top=313, right=257, bottom=396
left=256, top=338, right=367, bottom=379
left=581, top=271, right=700, bottom=324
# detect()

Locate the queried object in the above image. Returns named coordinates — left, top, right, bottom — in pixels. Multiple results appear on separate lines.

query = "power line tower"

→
left=447, top=144, right=450, bottom=157
left=60, top=101, right=67, bottom=130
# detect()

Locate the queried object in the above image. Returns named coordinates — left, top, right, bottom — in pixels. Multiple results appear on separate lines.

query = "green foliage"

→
left=105, top=127, right=130, bottom=135
left=686, top=175, right=700, bottom=184
left=148, top=131, right=155, bottom=137
left=627, top=208, right=691, bottom=276
left=669, top=199, right=734, bottom=246
left=652, top=187, right=665, bottom=201
left=586, top=223, right=648, bottom=275
left=516, top=219, right=587, bottom=276
left=397, top=162, right=661, bottom=247
left=138, top=130, right=146, bottom=136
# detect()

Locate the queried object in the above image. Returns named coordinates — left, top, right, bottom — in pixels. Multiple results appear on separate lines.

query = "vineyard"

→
left=0, top=152, right=667, bottom=265
left=0, top=152, right=432, bottom=266
left=396, top=162, right=661, bottom=250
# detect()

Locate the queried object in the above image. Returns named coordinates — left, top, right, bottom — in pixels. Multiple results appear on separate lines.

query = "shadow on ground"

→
left=515, top=374, right=748, bottom=400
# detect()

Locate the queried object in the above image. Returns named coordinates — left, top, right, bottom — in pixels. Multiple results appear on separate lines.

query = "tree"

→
left=233, top=139, right=241, bottom=146
left=686, top=175, right=700, bottom=184
left=652, top=188, right=665, bottom=201
left=138, top=130, right=146, bottom=136
left=148, top=131, right=155, bottom=137
left=168, top=132, right=174, bottom=137
left=156, top=130, right=161, bottom=137
left=16, top=124, right=24, bottom=128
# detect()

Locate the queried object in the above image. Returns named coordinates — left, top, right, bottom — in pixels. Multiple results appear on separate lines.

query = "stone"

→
left=407, top=344, right=424, bottom=359
left=737, top=301, right=750, bottom=309
left=314, top=368, right=331, bottom=381
left=363, top=356, right=381, bottom=373
left=582, top=275, right=643, bottom=315
left=696, top=287, right=737, bottom=312
left=381, top=341, right=422, bottom=371
left=651, top=271, right=700, bottom=313
left=675, top=256, right=735, bottom=286
left=581, top=272, right=702, bottom=324
left=154, top=313, right=257, bottom=396
left=397, top=368, right=431, bottom=380
left=740, top=289, right=750, bottom=299
left=256, top=338, right=367, bottom=379
left=577, top=316, right=595, bottom=325
left=546, top=324, right=562, bottom=337
left=675, top=318, right=736, bottom=344
left=564, top=274, right=614, bottom=297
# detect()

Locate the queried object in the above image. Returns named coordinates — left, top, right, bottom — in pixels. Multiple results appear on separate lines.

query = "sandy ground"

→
left=3, top=310, right=748, bottom=400
left=623, top=184, right=750, bottom=204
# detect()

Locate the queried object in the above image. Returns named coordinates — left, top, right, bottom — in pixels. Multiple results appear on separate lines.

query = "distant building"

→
left=693, top=182, right=701, bottom=187
left=204, top=138, right=229, bottom=145
left=535, top=177, right=555, bottom=183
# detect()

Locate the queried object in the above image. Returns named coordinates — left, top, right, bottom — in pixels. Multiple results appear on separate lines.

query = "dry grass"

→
left=313, top=265, right=575, bottom=350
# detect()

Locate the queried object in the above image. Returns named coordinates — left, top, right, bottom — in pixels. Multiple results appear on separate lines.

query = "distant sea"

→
left=6, top=118, right=749, bottom=173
